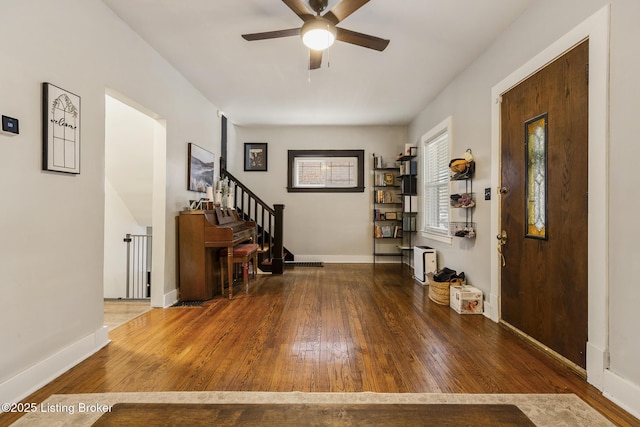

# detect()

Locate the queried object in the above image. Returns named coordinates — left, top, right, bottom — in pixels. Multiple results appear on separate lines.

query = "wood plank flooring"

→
left=1, top=264, right=638, bottom=426
left=103, top=300, right=152, bottom=331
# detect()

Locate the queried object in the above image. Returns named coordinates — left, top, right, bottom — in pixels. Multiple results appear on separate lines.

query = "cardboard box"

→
left=450, top=285, right=483, bottom=314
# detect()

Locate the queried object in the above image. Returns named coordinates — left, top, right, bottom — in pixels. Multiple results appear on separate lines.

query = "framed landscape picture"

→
left=188, top=143, right=214, bottom=192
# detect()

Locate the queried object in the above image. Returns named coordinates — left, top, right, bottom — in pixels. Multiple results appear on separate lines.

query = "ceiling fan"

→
left=242, top=0, right=390, bottom=70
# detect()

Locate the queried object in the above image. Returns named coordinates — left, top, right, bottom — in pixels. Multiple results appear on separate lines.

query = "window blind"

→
left=423, top=131, right=450, bottom=236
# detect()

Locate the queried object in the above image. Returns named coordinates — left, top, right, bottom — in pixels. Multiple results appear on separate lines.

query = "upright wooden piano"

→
left=178, top=208, right=256, bottom=301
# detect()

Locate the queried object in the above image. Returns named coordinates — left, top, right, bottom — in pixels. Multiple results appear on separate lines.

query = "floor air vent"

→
left=285, top=261, right=324, bottom=267
left=171, top=300, right=204, bottom=307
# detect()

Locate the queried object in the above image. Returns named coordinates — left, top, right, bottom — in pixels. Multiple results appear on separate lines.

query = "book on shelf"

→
left=376, top=190, right=395, bottom=203
left=399, top=161, right=417, bottom=176
left=373, top=154, right=383, bottom=169
left=373, top=209, right=388, bottom=221
left=400, top=176, right=417, bottom=194
left=403, top=216, right=417, bottom=231
left=374, top=224, right=401, bottom=238
left=375, top=172, right=397, bottom=187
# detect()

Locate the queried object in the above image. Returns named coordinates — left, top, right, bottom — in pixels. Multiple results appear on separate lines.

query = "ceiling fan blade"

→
left=282, top=0, right=314, bottom=21
left=324, top=0, right=370, bottom=25
left=309, top=49, right=323, bottom=70
left=242, top=28, right=301, bottom=41
left=336, top=27, right=389, bottom=51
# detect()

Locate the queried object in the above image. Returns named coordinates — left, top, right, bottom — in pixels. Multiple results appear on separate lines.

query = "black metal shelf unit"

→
left=372, top=162, right=402, bottom=263
left=397, top=153, right=418, bottom=264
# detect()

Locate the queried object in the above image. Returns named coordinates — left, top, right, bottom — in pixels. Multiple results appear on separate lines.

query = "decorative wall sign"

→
left=188, top=143, right=214, bottom=192
left=42, top=83, right=81, bottom=174
left=244, top=142, right=268, bottom=171
left=525, top=113, right=548, bottom=239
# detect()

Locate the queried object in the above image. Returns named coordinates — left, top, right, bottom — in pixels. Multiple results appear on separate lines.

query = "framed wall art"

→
left=244, top=142, right=268, bottom=171
left=42, top=82, right=81, bottom=174
left=188, top=143, right=214, bottom=192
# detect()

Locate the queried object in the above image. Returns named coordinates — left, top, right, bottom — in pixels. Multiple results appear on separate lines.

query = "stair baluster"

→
left=221, top=169, right=289, bottom=274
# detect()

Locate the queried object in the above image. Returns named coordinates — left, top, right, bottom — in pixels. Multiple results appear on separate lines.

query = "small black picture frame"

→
left=42, top=82, right=81, bottom=174
left=244, top=142, right=268, bottom=171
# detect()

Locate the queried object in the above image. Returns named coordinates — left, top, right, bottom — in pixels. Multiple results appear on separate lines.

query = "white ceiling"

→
left=102, top=0, right=535, bottom=126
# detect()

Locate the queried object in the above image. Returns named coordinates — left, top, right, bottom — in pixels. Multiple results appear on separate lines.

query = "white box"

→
left=450, top=285, right=483, bottom=314
left=413, top=246, right=437, bottom=285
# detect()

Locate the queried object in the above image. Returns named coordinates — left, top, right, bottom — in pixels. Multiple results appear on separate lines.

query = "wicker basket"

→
left=427, top=273, right=465, bottom=305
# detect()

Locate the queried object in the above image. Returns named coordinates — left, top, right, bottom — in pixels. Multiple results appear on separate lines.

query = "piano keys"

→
left=178, top=208, right=256, bottom=301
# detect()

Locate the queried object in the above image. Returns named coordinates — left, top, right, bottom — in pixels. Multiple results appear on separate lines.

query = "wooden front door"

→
left=499, top=40, right=589, bottom=369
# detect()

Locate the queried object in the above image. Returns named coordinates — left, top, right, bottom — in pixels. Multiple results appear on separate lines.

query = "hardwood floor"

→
left=2, top=264, right=638, bottom=426
left=103, top=300, right=152, bottom=331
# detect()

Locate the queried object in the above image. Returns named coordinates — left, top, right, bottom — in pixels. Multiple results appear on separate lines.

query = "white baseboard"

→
left=294, top=255, right=376, bottom=263
left=586, top=342, right=607, bottom=391
left=161, top=288, right=178, bottom=308
left=0, top=326, right=109, bottom=407
left=487, top=292, right=500, bottom=322
left=482, top=301, right=493, bottom=320
left=603, top=368, right=640, bottom=419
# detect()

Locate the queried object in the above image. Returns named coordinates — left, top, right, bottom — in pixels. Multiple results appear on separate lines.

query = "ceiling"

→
left=102, top=0, right=535, bottom=126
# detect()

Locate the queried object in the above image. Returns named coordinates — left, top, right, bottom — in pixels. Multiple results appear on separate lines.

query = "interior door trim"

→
left=489, top=5, right=610, bottom=390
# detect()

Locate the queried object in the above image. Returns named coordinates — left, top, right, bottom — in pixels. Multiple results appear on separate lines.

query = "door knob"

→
left=498, top=186, right=510, bottom=195
left=496, top=230, right=507, bottom=267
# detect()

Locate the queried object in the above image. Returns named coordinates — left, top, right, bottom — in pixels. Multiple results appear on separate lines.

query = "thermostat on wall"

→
left=2, top=115, right=19, bottom=135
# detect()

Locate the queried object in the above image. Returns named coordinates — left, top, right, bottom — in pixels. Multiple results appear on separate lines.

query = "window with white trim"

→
left=422, top=117, right=452, bottom=243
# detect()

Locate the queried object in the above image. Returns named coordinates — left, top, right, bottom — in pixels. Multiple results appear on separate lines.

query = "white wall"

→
left=603, top=0, right=640, bottom=415
left=408, top=0, right=640, bottom=417
left=0, top=0, right=220, bottom=403
left=231, top=125, right=407, bottom=262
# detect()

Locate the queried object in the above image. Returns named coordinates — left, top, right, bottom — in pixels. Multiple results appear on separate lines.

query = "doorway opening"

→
left=103, top=92, right=166, bottom=313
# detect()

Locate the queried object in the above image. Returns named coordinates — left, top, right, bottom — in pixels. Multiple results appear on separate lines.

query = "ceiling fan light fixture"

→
left=301, top=18, right=337, bottom=51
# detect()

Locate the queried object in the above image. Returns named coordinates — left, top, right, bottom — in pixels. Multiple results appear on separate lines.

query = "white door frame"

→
left=489, top=5, right=610, bottom=390
left=151, top=119, right=167, bottom=308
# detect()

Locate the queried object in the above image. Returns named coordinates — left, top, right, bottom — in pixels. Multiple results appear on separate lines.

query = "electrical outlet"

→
left=484, top=188, right=491, bottom=200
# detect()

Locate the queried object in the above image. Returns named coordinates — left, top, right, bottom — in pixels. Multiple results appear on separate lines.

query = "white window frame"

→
left=421, top=116, right=452, bottom=244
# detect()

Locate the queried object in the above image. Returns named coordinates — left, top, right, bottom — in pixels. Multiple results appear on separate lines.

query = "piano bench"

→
left=219, top=243, right=259, bottom=299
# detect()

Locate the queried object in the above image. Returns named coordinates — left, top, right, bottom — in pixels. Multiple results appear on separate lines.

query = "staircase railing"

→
left=221, top=168, right=286, bottom=274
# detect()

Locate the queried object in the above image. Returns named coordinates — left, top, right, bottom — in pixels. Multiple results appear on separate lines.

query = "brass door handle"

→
left=496, top=230, right=507, bottom=267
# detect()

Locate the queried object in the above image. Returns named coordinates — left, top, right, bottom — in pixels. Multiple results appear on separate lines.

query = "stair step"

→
left=259, top=260, right=272, bottom=273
